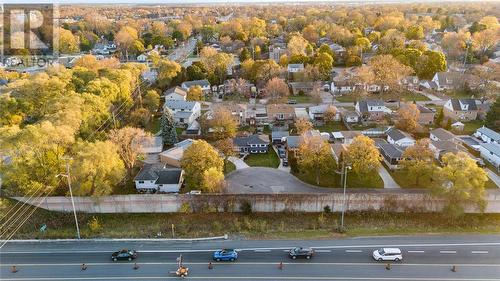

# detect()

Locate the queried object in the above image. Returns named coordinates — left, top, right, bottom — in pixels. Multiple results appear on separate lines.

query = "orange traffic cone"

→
left=208, top=262, right=213, bottom=269
left=11, top=266, right=18, bottom=273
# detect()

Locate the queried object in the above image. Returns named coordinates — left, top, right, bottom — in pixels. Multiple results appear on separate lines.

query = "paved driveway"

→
left=228, top=156, right=249, bottom=170
left=378, top=166, right=401, bottom=189
left=226, top=167, right=331, bottom=194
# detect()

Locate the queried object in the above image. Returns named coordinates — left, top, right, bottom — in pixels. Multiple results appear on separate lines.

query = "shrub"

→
left=240, top=200, right=252, bottom=215
left=179, top=202, right=192, bottom=213
left=323, top=205, right=331, bottom=213
left=88, top=216, right=102, bottom=233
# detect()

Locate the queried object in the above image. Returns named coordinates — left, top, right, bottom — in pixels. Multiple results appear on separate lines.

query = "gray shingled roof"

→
left=286, top=136, right=303, bottom=149
left=165, top=100, right=198, bottom=111
left=134, top=163, right=165, bottom=181
left=431, top=128, right=455, bottom=141
left=450, top=99, right=478, bottom=111
left=233, top=135, right=269, bottom=146
left=387, top=128, right=408, bottom=141
left=182, top=79, right=210, bottom=88
left=271, top=131, right=290, bottom=140
left=155, top=169, right=182, bottom=185
left=481, top=143, right=500, bottom=158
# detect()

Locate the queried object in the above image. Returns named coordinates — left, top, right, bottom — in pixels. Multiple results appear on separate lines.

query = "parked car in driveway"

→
left=213, top=249, right=238, bottom=261
left=288, top=247, right=314, bottom=259
left=111, top=249, right=137, bottom=261
left=372, top=248, right=402, bottom=261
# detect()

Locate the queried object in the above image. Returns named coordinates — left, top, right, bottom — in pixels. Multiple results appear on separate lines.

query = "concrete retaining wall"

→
left=13, top=190, right=500, bottom=213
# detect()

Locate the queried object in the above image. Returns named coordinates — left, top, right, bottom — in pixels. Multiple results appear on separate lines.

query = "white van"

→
left=372, top=248, right=403, bottom=261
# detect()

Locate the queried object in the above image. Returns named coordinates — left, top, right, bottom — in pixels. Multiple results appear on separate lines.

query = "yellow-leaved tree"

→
left=181, top=140, right=224, bottom=192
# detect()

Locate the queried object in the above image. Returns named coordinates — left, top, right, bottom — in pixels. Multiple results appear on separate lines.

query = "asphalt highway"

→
left=1, top=235, right=499, bottom=280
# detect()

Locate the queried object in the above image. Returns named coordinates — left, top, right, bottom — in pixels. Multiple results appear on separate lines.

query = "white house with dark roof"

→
left=164, top=86, right=187, bottom=101
left=375, top=139, right=406, bottom=168
left=287, top=63, right=304, bottom=73
left=134, top=163, right=184, bottom=193
left=474, top=126, right=500, bottom=144
left=387, top=128, right=415, bottom=147
left=233, top=134, right=270, bottom=155
left=355, top=100, right=391, bottom=121
left=431, top=72, right=483, bottom=91
left=181, top=79, right=211, bottom=94
left=478, top=143, right=500, bottom=170
left=443, top=99, right=478, bottom=121
left=164, top=100, right=201, bottom=127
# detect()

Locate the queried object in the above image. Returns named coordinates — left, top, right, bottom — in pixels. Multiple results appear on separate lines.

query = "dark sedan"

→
left=288, top=247, right=314, bottom=259
left=111, top=249, right=137, bottom=261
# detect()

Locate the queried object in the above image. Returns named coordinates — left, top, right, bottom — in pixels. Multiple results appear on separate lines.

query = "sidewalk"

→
left=486, top=169, right=500, bottom=188
left=228, top=156, right=249, bottom=170
left=378, top=166, right=401, bottom=189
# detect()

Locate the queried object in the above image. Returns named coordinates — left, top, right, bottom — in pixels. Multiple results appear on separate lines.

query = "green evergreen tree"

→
left=485, top=96, right=500, bottom=131
left=435, top=108, right=444, bottom=127
left=160, top=108, right=178, bottom=146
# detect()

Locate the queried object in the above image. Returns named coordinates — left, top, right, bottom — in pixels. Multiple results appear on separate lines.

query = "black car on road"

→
left=111, top=249, right=137, bottom=261
left=289, top=247, right=314, bottom=259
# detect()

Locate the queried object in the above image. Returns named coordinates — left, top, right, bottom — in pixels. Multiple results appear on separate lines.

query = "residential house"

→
left=478, top=143, right=500, bottom=170
left=164, top=100, right=201, bottom=127
left=430, top=128, right=456, bottom=142
left=329, top=43, right=346, bottom=58
left=330, top=80, right=357, bottom=94
left=185, top=120, right=201, bottom=136
left=431, top=72, right=483, bottom=91
left=474, top=126, right=500, bottom=144
left=287, top=63, right=304, bottom=73
left=137, top=53, right=148, bottom=62
left=285, top=135, right=303, bottom=155
left=343, top=111, right=360, bottom=123
left=451, top=121, right=465, bottom=132
left=375, top=139, right=406, bottom=169
left=181, top=79, right=211, bottom=94
left=269, top=47, right=286, bottom=63
left=233, top=134, right=270, bottom=155
left=134, top=163, right=184, bottom=193
left=355, top=100, right=392, bottom=121
left=135, top=136, right=163, bottom=155
left=331, top=131, right=362, bottom=145
left=211, top=103, right=247, bottom=126
left=159, top=139, right=194, bottom=167
left=416, top=105, right=435, bottom=125
left=267, top=104, right=295, bottom=124
left=362, top=127, right=391, bottom=138
left=294, top=108, right=309, bottom=120
left=164, top=86, right=187, bottom=101
left=400, top=76, right=419, bottom=90
left=443, top=99, right=478, bottom=121
left=271, top=130, right=289, bottom=145
left=245, top=106, right=268, bottom=126
left=289, top=82, right=315, bottom=95
left=387, top=128, right=415, bottom=147
left=308, top=104, right=339, bottom=122
left=141, top=69, right=158, bottom=84
left=429, top=140, right=463, bottom=160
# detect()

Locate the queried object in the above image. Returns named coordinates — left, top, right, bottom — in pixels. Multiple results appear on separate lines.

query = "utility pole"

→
left=463, top=39, right=472, bottom=72
left=59, top=157, right=81, bottom=239
left=341, top=164, right=351, bottom=229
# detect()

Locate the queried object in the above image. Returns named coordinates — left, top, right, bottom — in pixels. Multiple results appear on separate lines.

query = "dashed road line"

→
left=439, top=251, right=457, bottom=254
left=471, top=251, right=489, bottom=254
left=315, top=250, right=331, bottom=253
left=345, top=250, right=363, bottom=253
left=408, top=251, right=425, bottom=253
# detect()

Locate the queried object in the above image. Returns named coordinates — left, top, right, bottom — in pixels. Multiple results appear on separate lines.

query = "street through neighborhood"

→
left=1, top=235, right=499, bottom=280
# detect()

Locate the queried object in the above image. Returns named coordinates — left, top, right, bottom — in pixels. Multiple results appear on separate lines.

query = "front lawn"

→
left=315, top=121, right=347, bottom=132
left=293, top=170, right=383, bottom=188
left=244, top=150, right=280, bottom=168
left=224, top=161, right=236, bottom=174
left=289, top=94, right=312, bottom=103
left=462, top=120, right=484, bottom=135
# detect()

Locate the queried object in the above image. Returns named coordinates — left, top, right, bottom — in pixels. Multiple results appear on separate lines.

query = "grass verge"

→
left=293, top=170, right=383, bottom=188
left=1, top=199, right=498, bottom=240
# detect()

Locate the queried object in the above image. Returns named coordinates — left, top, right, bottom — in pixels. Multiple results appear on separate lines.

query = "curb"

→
left=1, top=234, right=229, bottom=243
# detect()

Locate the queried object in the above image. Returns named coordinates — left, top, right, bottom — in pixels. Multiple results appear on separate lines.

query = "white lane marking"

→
left=440, top=251, right=457, bottom=254
left=3, top=276, right=500, bottom=280
left=315, top=250, right=331, bottom=253
left=253, top=249, right=270, bottom=252
left=283, top=250, right=290, bottom=252
left=408, top=251, right=425, bottom=253
left=471, top=251, right=489, bottom=254
left=345, top=250, right=363, bottom=253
